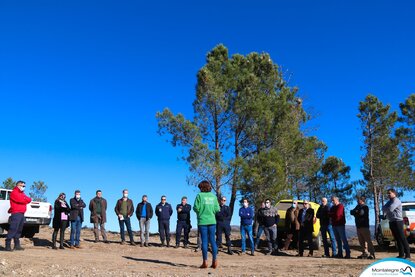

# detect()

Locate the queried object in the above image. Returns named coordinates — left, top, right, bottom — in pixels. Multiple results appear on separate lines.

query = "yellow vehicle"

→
left=276, top=199, right=322, bottom=249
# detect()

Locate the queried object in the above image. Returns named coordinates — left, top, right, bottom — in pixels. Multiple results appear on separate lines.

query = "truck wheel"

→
left=376, top=226, right=390, bottom=249
left=312, top=232, right=321, bottom=250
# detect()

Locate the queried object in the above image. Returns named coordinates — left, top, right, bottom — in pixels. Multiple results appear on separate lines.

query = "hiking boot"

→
left=200, top=260, right=208, bottom=269
left=211, top=259, right=218, bottom=269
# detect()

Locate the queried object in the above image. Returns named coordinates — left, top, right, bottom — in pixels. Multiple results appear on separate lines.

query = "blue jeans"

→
left=70, top=216, right=82, bottom=246
left=333, top=225, right=350, bottom=257
left=321, top=224, right=337, bottom=256
left=199, top=225, right=217, bottom=261
left=255, top=225, right=264, bottom=247
left=119, top=217, right=134, bottom=242
left=240, top=225, right=255, bottom=253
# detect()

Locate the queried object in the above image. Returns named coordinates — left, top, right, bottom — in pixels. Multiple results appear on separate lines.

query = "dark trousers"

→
left=175, top=220, right=189, bottom=246
left=216, top=221, right=231, bottom=247
left=298, top=227, right=313, bottom=255
left=53, top=220, right=68, bottom=247
left=6, top=213, right=25, bottom=246
left=264, top=225, right=277, bottom=251
left=158, top=220, right=170, bottom=243
left=390, top=220, right=411, bottom=258
left=119, top=217, right=134, bottom=242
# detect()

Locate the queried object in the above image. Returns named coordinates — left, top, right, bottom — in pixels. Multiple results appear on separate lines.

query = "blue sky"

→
left=0, top=1, right=414, bottom=232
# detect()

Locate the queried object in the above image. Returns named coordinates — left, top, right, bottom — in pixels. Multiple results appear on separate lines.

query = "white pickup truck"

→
left=0, top=188, right=52, bottom=238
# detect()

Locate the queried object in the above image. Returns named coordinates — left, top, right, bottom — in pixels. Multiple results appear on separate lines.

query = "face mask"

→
left=123, top=194, right=128, bottom=198
left=265, top=203, right=271, bottom=209
left=292, top=203, right=296, bottom=208
left=243, top=202, right=248, bottom=208
left=76, top=195, right=81, bottom=200
left=19, top=186, right=25, bottom=192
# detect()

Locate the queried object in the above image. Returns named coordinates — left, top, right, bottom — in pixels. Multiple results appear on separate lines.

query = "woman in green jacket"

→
left=193, top=180, right=220, bottom=269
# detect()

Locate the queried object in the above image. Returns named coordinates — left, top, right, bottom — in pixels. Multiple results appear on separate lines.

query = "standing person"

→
left=330, top=196, right=351, bottom=259
left=216, top=196, right=233, bottom=255
left=351, top=196, right=375, bottom=259
left=114, top=189, right=136, bottom=245
left=155, top=195, right=173, bottom=247
left=136, top=195, right=153, bottom=247
left=175, top=196, right=191, bottom=248
left=254, top=202, right=265, bottom=250
left=283, top=200, right=300, bottom=250
left=193, top=180, right=220, bottom=269
left=239, top=198, right=255, bottom=256
left=258, top=199, right=279, bottom=255
left=382, top=188, right=411, bottom=259
left=69, top=190, right=86, bottom=249
left=89, top=190, right=108, bottom=243
left=5, top=181, right=32, bottom=251
left=316, top=197, right=337, bottom=257
left=297, top=200, right=315, bottom=257
left=52, top=193, right=70, bottom=250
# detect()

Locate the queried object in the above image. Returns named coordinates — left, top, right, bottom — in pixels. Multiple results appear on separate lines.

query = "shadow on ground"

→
left=123, top=256, right=193, bottom=268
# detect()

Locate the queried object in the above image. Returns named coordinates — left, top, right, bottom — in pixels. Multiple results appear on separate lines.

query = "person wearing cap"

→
left=114, top=189, right=136, bottom=245
left=5, top=181, right=32, bottom=251
left=89, top=190, right=108, bottom=243
left=69, top=190, right=86, bottom=249
left=175, top=196, right=191, bottom=248
left=136, top=194, right=153, bottom=247
left=216, top=196, right=233, bottom=255
left=155, top=195, right=173, bottom=247
left=52, top=192, right=70, bottom=250
left=297, top=200, right=315, bottom=257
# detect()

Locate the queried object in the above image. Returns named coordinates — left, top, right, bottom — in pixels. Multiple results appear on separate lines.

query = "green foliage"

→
left=29, top=180, right=48, bottom=202
left=2, top=177, right=16, bottom=189
left=157, top=44, right=326, bottom=218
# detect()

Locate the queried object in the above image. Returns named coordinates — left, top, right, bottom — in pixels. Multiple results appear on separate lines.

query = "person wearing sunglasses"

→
left=5, top=180, right=32, bottom=251
left=215, top=196, right=233, bottom=255
left=297, top=200, right=315, bottom=257
left=155, top=195, right=173, bottom=247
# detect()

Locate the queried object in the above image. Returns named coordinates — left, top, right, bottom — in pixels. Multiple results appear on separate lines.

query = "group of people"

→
left=52, top=189, right=193, bottom=249
left=3, top=180, right=412, bottom=269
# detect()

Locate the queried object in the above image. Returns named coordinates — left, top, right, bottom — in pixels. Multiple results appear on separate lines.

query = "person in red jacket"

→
left=329, top=196, right=350, bottom=259
left=5, top=181, right=32, bottom=251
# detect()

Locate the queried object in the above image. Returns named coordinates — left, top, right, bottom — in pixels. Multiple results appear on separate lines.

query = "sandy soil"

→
left=0, top=226, right=408, bottom=276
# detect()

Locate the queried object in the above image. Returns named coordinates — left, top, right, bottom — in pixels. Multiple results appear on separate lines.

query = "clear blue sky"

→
left=0, top=1, right=414, bottom=232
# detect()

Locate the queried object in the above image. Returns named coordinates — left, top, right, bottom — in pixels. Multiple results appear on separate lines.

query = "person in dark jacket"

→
left=254, top=202, right=265, bottom=250
left=316, top=197, right=337, bottom=257
left=283, top=200, right=299, bottom=250
left=69, top=190, right=86, bottom=249
left=136, top=195, right=153, bottom=247
left=239, top=198, right=255, bottom=256
left=351, top=196, right=375, bottom=259
left=5, top=180, right=32, bottom=251
left=52, top=193, right=70, bottom=250
left=329, top=196, right=350, bottom=258
left=89, top=190, right=108, bottom=243
left=114, top=189, right=136, bottom=245
left=155, top=195, right=173, bottom=247
left=216, top=196, right=233, bottom=255
left=297, top=200, right=315, bottom=257
left=258, top=199, right=279, bottom=255
left=175, top=196, right=191, bottom=248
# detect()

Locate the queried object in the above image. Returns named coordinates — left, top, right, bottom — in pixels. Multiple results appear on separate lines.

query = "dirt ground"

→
left=0, top=226, right=409, bottom=276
